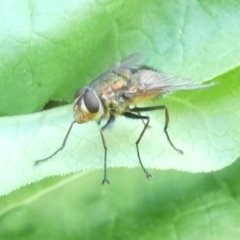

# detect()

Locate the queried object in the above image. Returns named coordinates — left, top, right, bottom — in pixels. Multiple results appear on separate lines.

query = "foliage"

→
left=0, top=0, right=240, bottom=239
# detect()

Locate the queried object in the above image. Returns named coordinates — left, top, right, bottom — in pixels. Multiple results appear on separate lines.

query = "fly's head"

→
left=74, top=87, right=104, bottom=123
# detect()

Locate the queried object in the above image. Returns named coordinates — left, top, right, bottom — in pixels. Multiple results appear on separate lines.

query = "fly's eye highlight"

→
left=83, top=89, right=100, bottom=113
left=74, top=88, right=86, bottom=100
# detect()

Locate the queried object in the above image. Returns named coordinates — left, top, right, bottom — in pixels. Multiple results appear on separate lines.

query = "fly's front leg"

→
left=130, top=106, right=183, bottom=154
left=100, top=115, right=115, bottom=185
left=123, top=112, right=152, bottom=179
left=34, top=121, right=76, bottom=166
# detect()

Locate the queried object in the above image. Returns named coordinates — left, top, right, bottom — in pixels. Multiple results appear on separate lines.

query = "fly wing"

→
left=125, top=68, right=218, bottom=98
left=110, top=53, right=145, bottom=70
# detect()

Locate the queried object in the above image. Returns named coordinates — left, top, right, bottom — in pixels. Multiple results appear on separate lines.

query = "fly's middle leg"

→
left=130, top=106, right=183, bottom=154
left=100, top=115, right=115, bottom=185
left=134, top=104, right=149, bottom=127
left=123, top=112, right=152, bottom=179
left=123, top=105, right=183, bottom=179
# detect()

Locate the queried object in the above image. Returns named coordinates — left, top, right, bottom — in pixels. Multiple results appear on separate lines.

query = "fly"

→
left=34, top=53, right=217, bottom=184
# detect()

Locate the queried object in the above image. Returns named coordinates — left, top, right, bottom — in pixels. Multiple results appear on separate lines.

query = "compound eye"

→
left=74, top=88, right=86, bottom=100
left=83, top=89, right=100, bottom=113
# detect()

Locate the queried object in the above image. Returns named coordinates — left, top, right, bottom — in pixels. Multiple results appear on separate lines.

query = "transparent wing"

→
left=110, top=53, right=145, bottom=70
left=125, top=68, right=218, bottom=97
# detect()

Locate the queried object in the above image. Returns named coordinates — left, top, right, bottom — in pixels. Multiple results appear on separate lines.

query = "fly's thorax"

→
left=101, top=92, right=131, bottom=115
left=73, top=87, right=104, bottom=123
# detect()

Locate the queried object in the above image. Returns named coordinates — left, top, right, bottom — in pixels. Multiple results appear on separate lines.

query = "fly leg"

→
left=100, top=115, right=115, bottom=185
left=34, top=121, right=76, bottom=166
left=123, top=112, right=152, bottom=179
left=130, top=106, right=183, bottom=154
left=123, top=105, right=183, bottom=179
left=137, top=111, right=149, bottom=127
left=134, top=104, right=148, bottom=127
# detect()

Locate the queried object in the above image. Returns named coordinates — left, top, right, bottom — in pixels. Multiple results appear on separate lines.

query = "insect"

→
left=35, top=53, right=217, bottom=184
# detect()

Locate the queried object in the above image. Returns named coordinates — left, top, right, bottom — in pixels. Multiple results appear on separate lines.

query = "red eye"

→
left=83, top=89, right=100, bottom=113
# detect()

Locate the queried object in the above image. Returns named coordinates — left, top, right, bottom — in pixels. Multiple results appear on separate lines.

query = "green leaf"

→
left=0, top=0, right=239, bottom=201
left=1, top=0, right=240, bottom=238
left=1, top=61, right=239, bottom=195
left=1, top=0, right=240, bottom=115
left=1, top=159, right=240, bottom=239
